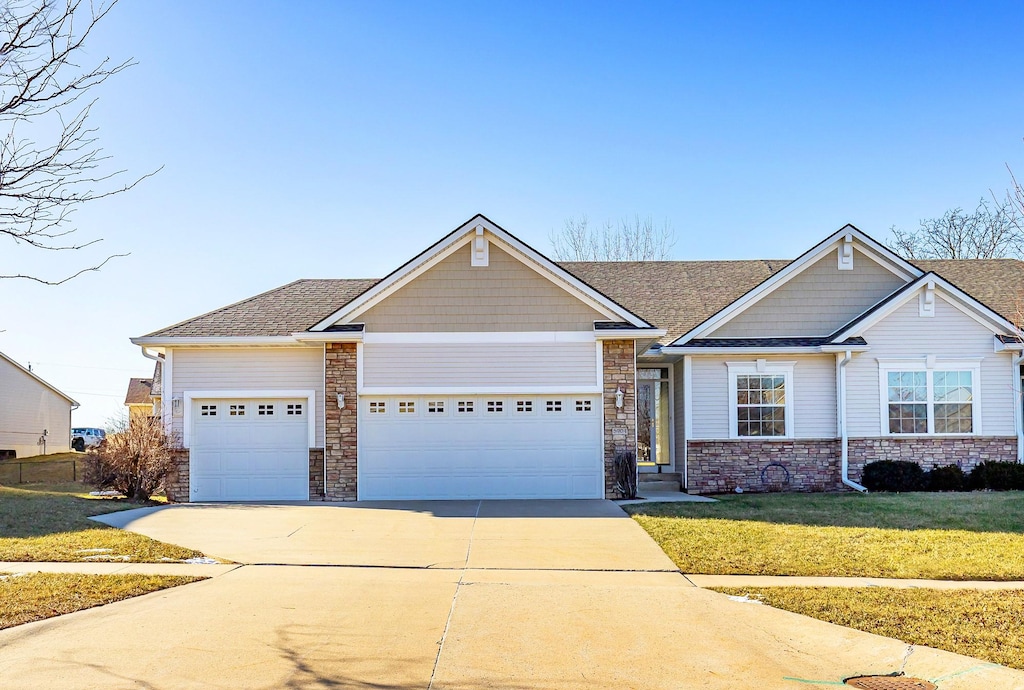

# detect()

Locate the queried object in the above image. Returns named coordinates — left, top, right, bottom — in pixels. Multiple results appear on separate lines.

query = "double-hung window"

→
left=881, top=359, right=979, bottom=435
left=727, top=361, right=795, bottom=439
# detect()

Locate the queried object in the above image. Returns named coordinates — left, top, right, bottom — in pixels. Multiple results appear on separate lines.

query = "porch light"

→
left=336, top=393, right=346, bottom=409
left=614, top=387, right=624, bottom=409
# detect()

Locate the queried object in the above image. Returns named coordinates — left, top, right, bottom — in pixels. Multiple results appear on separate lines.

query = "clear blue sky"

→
left=2, top=0, right=1022, bottom=426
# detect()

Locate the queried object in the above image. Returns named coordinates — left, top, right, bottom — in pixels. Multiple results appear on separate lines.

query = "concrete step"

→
left=637, top=479, right=682, bottom=493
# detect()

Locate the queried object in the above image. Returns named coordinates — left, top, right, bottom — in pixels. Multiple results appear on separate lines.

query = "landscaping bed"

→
left=0, top=572, right=203, bottom=630
left=625, top=492, right=1024, bottom=580
left=0, top=482, right=205, bottom=563
left=714, top=586, right=1024, bottom=671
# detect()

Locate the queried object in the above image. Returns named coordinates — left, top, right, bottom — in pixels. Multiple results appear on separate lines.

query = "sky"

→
left=1, top=0, right=1023, bottom=427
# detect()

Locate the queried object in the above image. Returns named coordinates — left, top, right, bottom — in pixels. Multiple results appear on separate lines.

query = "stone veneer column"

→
left=324, top=342, right=358, bottom=500
left=163, top=449, right=190, bottom=502
left=603, top=339, right=636, bottom=499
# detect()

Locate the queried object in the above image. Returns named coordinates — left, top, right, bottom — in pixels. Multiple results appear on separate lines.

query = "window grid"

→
left=258, top=404, right=274, bottom=416
left=516, top=400, right=533, bottom=413
left=486, top=400, right=503, bottom=413
left=398, top=401, right=416, bottom=414
left=545, top=400, right=563, bottom=413
left=575, top=399, right=592, bottom=412
left=200, top=404, right=217, bottom=417
left=457, top=400, right=474, bottom=413
left=887, top=369, right=973, bottom=435
left=427, top=400, right=445, bottom=414
left=229, top=404, right=245, bottom=417
left=369, top=401, right=386, bottom=414
left=735, top=374, right=786, bottom=437
left=286, top=403, right=303, bottom=416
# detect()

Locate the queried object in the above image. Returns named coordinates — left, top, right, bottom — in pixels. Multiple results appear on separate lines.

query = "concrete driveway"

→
left=1, top=500, right=1021, bottom=689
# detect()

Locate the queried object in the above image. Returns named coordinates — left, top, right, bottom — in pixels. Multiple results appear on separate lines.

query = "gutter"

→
left=837, top=350, right=867, bottom=492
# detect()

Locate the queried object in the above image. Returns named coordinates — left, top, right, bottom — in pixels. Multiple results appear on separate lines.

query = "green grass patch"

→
left=0, top=483, right=204, bottom=562
left=627, top=492, right=1024, bottom=579
left=713, top=586, right=1024, bottom=671
left=0, top=572, right=202, bottom=629
left=0, top=452, right=82, bottom=484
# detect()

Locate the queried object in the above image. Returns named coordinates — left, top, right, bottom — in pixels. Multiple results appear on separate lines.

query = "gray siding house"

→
left=132, top=216, right=1024, bottom=502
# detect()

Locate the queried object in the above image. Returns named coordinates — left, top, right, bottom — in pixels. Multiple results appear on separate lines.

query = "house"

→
left=124, top=361, right=163, bottom=419
left=0, top=350, right=78, bottom=458
left=130, top=215, right=1024, bottom=502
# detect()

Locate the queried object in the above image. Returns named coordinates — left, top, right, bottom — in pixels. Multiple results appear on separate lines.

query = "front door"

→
left=637, top=367, right=671, bottom=472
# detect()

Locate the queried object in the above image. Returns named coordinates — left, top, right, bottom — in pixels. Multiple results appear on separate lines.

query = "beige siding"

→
left=0, top=358, right=72, bottom=457
left=359, top=238, right=607, bottom=332
left=362, top=342, right=599, bottom=389
left=846, top=294, right=1015, bottom=437
left=689, top=354, right=837, bottom=439
left=710, top=248, right=907, bottom=337
left=170, top=347, right=325, bottom=446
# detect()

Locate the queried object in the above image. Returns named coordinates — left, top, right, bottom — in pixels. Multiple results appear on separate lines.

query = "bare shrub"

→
left=82, top=416, right=176, bottom=501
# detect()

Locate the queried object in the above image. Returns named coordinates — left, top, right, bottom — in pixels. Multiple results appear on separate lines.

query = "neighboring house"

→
left=0, top=351, right=78, bottom=458
left=131, top=215, right=1024, bottom=502
left=124, top=361, right=163, bottom=419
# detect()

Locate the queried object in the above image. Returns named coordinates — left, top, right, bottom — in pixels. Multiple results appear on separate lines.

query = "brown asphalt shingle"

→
left=141, top=259, right=1024, bottom=342
left=124, top=378, right=154, bottom=405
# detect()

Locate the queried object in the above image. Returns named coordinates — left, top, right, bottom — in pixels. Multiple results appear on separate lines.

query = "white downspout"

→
left=837, top=350, right=867, bottom=492
left=1013, top=354, right=1024, bottom=462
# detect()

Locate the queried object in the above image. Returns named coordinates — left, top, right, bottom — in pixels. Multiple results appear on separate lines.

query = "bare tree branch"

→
left=550, top=214, right=676, bottom=261
left=886, top=198, right=1024, bottom=260
left=0, top=0, right=150, bottom=284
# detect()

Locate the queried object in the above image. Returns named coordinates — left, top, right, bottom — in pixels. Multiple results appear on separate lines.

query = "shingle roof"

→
left=124, top=378, right=153, bottom=405
left=140, top=258, right=1024, bottom=342
left=145, top=279, right=379, bottom=337
left=683, top=336, right=868, bottom=348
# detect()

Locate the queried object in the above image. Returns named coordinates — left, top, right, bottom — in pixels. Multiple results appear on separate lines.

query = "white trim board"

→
left=358, top=386, right=604, bottom=396
left=182, top=389, right=317, bottom=448
left=309, top=215, right=654, bottom=331
left=363, top=331, right=599, bottom=344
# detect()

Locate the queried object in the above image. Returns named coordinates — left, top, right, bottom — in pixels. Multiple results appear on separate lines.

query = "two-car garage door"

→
left=358, top=394, right=604, bottom=500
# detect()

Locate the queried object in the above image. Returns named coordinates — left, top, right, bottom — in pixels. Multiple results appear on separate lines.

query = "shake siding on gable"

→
left=362, top=342, right=598, bottom=389
left=845, top=295, right=1015, bottom=438
left=709, top=249, right=906, bottom=338
left=689, top=355, right=837, bottom=439
left=358, top=240, right=606, bottom=332
left=169, top=347, right=326, bottom=446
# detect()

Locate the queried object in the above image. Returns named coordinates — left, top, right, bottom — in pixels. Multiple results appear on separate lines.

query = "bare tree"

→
left=83, top=415, right=177, bottom=502
left=1008, top=164, right=1024, bottom=220
left=549, top=215, right=676, bottom=261
left=0, top=0, right=152, bottom=286
left=888, top=198, right=1023, bottom=260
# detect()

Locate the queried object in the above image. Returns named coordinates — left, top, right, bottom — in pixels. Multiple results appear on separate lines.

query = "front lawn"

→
left=0, top=483, right=205, bottom=563
left=626, top=492, right=1024, bottom=580
left=0, top=573, right=202, bottom=629
left=715, top=586, right=1024, bottom=671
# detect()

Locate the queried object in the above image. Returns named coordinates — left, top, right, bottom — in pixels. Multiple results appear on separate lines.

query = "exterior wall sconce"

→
left=171, top=397, right=183, bottom=417
left=336, top=393, right=346, bottom=409
left=614, top=387, right=624, bottom=409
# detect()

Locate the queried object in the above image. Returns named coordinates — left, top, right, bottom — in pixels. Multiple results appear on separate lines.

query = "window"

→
left=258, top=404, right=274, bottom=416
left=575, top=399, right=592, bottom=412
left=398, top=401, right=415, bottom=414
left=427, top=400, right=445, bottom=414
left=545, top=400, right=563, bottom=413
left=486, top=400, right=503, bottom=413
left=200, top=404, right=217, bottom=417
left=457, top=400, right=474, bottom=413
left=883, top=365, right=976, bottom=435
left=516, top=400, right=533, bottom=413
left=229, top=404, right=245, bottom=416
left=287, top=403, right=303, bottom=416
left=728, top=361, right=794, bottom=439
left=735, top=375, right=786, bottom=437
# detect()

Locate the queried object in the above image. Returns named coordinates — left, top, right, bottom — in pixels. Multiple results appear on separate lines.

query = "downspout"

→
left=837, top=350, right=867, bottom=492
left=1014, top=353, right=1024, bottom=462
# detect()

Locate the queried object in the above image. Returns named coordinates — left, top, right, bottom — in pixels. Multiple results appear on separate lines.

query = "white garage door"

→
left=190, top=399, right=309, bottom=501
left=359, top=394, right=603, bottom=500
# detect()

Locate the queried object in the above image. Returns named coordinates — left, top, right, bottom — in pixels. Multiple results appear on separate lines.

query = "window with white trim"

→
left=398, top=401, right=416, bottom=414
left=200, top=404, right=217, bottom=417
left=486, top=400, right=503, bottom=413
left=229, top=404, right=245, bottom=416
left=287, top=403, right=303, bottom=416
left=515, top=400, right=533, bottom=413
left=575, top=399, right=593, bottom=412
left=258, top=404, right=274, bottom=416
left=457, top=400, right=474, bottom=413
left=427, top=400, right=445, bottom=414
left=545, top=400, right=563, bottom=413
left=727, top=361, right=795, bottom=439
left=369, top=401, right=386, bottom=414
left=882, top=362, right=978, bottom=435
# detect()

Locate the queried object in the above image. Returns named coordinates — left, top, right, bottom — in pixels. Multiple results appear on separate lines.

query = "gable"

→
left=708, top=248, right=908, bottom=338
left=359, top=238, right=609, bottom=332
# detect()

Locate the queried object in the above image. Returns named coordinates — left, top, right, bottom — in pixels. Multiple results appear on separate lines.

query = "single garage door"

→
left=359, top=394, right=603, bottom=500
left=190, top=398, right=309, bottom=501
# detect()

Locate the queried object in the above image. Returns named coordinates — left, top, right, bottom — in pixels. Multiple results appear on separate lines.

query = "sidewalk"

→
left=0, top=561, right=240, bottom=577
left=685, top=573, right=1024, bottom=590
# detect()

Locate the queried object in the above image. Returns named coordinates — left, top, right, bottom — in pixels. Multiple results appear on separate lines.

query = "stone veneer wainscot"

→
left=686, top=440, right=842, bottom=494
left=847, top=436, right=1018, bottom=482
